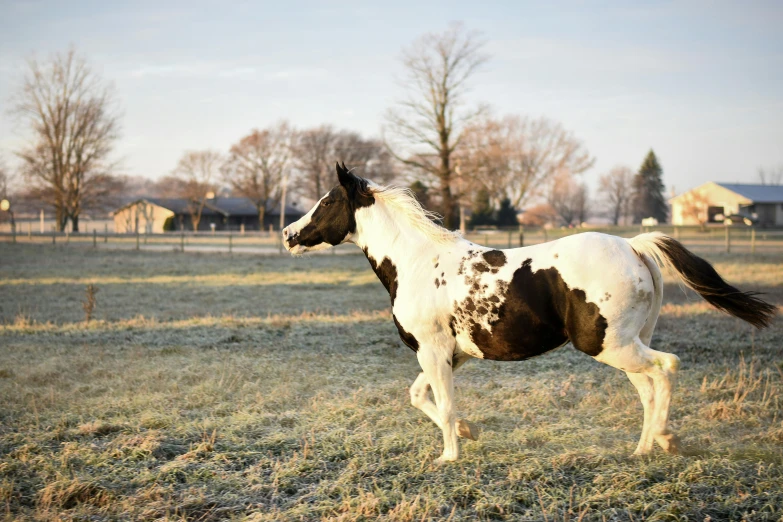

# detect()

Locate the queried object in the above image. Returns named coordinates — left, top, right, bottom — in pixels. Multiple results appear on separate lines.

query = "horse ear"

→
left=337, top=161, right=354, bottom=188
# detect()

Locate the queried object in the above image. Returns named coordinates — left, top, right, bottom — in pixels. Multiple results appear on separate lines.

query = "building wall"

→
left=113, top=202, right=175, bottom=234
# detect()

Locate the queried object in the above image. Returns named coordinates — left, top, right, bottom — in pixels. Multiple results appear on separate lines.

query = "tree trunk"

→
left=55, top=205, right=66, bottom=232
left=439, top=149, right=455, bottom=229
left=257, top=204, right=266, bottom=231
left=72, top=214, right=79, bottom=233
left=440, top=181, right=455, bottom=229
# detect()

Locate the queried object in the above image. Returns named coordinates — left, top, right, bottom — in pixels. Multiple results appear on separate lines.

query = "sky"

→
left=1, top=0, right=782, bottom=197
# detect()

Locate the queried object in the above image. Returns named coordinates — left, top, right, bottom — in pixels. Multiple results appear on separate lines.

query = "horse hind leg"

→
left=626, top=372, right=655, bottom=454
left=597, top=337, right=681, bottom=455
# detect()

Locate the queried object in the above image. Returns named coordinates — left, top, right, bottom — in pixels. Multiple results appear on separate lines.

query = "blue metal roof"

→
left=715, top=183, right=783, bottom=203
left=123, top=197, right=303, bottom=217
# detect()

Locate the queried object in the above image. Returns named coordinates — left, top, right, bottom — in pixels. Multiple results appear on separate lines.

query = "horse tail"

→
left=627, top=232, right=776, bottom=329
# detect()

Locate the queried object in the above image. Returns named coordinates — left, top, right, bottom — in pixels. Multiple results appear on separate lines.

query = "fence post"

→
left=180, top=231, right=185, bottom=253
left=228, top=232, right=233, bottom=254
left=518, top=226, right=524, bottom=247
left=28, top=222, right=32, bottom=239
left=543, top=228, right=548, bottom=243
left=240, top=223, right=245, bottom=236
left=93, top=229, right=97, bottom=248
left=507, top=230, right=512, bottom=249
left=11, top=223, right=16, bottom=244
left=135, top=230, right=140, bottom=250
left=66, top=230, right=69, bottom=244
left=751, top=227, right=756, bottom=254
left=674, top=226, right=679, bottom=240
left=278, top=232, right=283, bottom=255
left=104, top=223, right=108, bottom=243
left=725, top=226, right=731, bottom=253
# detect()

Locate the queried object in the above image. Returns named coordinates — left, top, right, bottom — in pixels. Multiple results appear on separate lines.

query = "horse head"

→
left=283, top=162, right=375, bottom=255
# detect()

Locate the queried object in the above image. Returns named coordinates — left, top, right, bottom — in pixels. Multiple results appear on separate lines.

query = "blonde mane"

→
left=369, top=184, right=461, bottom=245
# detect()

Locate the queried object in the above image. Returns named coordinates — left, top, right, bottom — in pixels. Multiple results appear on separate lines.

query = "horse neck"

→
left=352, top=201, right=443, bottom=269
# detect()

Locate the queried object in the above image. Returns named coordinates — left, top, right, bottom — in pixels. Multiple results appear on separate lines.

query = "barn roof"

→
left=715, top=183, right=783, bottom=203
left=113, top=197, right=303, bottom=217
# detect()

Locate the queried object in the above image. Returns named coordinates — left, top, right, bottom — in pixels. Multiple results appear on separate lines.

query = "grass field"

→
left=1, top=243, right=782, bottom=521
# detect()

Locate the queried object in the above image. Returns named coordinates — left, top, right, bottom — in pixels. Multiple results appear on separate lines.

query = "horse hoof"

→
left=434, top=455, right=458, bottom=466
left=654, top=433, right=681, bottom=454
left=457, top=419, right=480, bottom=441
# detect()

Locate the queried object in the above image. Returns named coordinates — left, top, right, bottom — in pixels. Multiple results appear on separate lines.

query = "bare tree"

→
left=333, top=132, right=396, bottom=185
left=519, top=203, right=558, bottom=227
left=13, top=48, right=121, bottom=231
left=292, top=125, right=333, bottom=201
left=384, top=23, right=488, bottom=228
left=171, top=150, right=222, bottom=231
left=293, top=125, right=394, bottom=201
left=0, top=156, right=9, bottom=200
left=679, top=190, right=711, bottom=231
left=222, top=122, right=293, bottom=228
left=459, top=115, right=594, bottom=212
left=549, top=172, right=589, bottom=226
left=598, top=165, right=634, bottom=225
left=758, top=165, right=783, bottom=185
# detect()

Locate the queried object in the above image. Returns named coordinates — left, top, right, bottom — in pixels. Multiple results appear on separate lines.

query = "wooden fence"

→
left=1, top=225, right=783, bottom=255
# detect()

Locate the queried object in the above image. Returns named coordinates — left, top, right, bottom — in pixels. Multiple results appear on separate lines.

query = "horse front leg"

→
left=416, top=344, right=459, bottom=463
left=410, top=372, right=480, bottom=441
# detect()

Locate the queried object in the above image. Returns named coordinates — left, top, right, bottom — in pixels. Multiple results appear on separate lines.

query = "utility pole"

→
left=279, top=173, right=288, bottom=232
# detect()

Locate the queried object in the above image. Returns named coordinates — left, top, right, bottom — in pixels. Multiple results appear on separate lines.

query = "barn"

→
left=112, top=197, right=304, bottom=233
left=670, top=182, right=783, bottom=227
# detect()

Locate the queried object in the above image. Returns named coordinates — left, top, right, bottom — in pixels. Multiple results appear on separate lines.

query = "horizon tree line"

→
left=5, top=28, right=759, bottom=232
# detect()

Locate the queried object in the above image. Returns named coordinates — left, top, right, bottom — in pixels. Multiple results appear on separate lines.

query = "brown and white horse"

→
left=283, top=163, right=775, bottom=463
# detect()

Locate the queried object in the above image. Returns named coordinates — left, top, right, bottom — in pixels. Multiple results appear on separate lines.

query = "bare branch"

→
left=598, top=165, right=634, bottom=225
left=222, top=121, right=293, bottom=227
left=12, top=48, right=122, bottom=231
left=384, top=23, right=488, bottom=227
left=171, top=150, right=222, bottom=230
left=458, top=114, right=594, bottom=210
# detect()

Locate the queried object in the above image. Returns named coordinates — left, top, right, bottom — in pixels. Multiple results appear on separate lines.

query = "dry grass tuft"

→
left=37, top=477, right=112, bottom=511
left=77, top=420, right=123, bottom=437
left=700, top=356, right=779, bottom=421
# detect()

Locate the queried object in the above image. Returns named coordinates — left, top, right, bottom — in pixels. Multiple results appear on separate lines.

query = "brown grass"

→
left=1, top=244, right=782, bottom=520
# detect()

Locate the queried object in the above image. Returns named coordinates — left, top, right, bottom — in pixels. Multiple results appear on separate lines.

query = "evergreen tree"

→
left=495, top=198, right=519, bottom=227
left=469, top=188, right=495, bottom=227
left=632, top=150, right=668, bottom=223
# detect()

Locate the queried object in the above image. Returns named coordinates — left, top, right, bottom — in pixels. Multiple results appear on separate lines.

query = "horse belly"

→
left=451, top=253, right=608, bottom=361
left=469, top=319, right=568, bottom=361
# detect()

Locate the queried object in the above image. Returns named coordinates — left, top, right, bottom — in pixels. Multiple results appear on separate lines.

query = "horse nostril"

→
left=283, top=228, right=289, bottom=238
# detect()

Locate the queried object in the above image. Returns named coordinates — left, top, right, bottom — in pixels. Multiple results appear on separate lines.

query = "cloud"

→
left=128, top=63, right=209, bottom=78
left=486, top=37, right=686, bottom=76
left=267, top=68, right=328, bottom=80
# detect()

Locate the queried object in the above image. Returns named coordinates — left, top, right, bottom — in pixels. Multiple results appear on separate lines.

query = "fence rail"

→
left=2, top=225, right=783, bottom=255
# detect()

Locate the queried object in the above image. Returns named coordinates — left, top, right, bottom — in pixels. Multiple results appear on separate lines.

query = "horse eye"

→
left=323, top=201, right=331, bottom=207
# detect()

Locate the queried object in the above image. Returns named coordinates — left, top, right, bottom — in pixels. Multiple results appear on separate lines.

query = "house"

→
left=112, top=197, right=305, bottom=233
left=669, top=182, right=783, bottom=227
